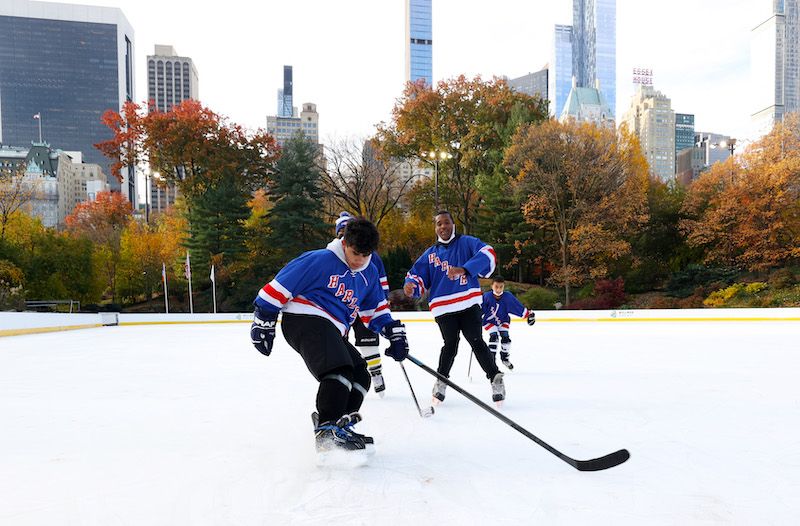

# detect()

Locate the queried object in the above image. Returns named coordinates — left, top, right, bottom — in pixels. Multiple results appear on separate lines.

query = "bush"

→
left=568, top=278, right=627, bottom=310
left=666, top=265, right=738, bottom=298
left=0, top=259, right=25, bottom=311
left=517, top=286, right=560, bottom=310
left=703, top=282, right=768, bottom=308
left=768, top=268, right=796, bottom=289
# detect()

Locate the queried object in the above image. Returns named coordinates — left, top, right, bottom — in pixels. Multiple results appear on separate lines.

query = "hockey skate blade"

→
left=316, top=448, right=370, bottom=468
left=421, top=406, right=434, bottom=418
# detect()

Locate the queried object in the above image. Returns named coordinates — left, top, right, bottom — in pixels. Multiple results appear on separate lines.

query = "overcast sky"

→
left=49, top=0, right=766, bottom=146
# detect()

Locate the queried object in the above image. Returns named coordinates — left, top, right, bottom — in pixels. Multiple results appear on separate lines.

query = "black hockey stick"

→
left=406, top=354, right=630, bottom=472
left=400, top=362, right=434, bottom=418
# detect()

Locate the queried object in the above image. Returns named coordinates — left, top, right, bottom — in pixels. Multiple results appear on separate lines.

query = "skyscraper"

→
left=508, top=68, right=549, bottom=100
left=675, top=113, right=696, bottom=154
left=751, top=0, right=799, bottom=137
left=622, top=85, right=676, bottom=181
left=405, top=0, right=433, bottom=85
left=277, top=65, right=293, bottom=118
left=550, top=0, right=616, bottom=118
left=550, top=25, right=574, bottom=117
left=147, top=45, right=199, bottom=113
left=0, top=0, right=136, bottom=202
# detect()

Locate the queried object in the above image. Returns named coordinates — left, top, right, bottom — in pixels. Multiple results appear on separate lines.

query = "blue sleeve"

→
left=461, top=237, right=497, bottom=278
left=372, top=252, right=390, bottom=299
left=506, top=292, right=528, bottom=318
left=404, top=249, right=432, bottom=298
left=254, top=251, right=318, bottom=314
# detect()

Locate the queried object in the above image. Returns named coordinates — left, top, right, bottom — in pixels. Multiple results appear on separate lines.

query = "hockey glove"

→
left=251, top=306, right=278, bottom=356
left=381, top=319, right=409, bottom=361
left=527, top=311, right=536, bottom=326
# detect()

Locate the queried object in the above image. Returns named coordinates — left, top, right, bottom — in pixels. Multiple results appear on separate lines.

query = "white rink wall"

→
left=2, top=307, right=799, bottom=337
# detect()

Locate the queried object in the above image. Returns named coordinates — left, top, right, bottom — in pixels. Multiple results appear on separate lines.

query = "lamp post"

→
left=426, top=150, right=452, bottom=210
left=144, top=169, right=160, bottom=224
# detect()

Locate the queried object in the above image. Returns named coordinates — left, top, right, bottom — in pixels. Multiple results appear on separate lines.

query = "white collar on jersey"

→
left=437, top=223, right=456, bottom=244
left=326, top=238, right=373, bottom=273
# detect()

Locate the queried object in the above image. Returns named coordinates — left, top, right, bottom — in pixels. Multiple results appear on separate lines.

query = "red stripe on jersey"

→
left=429, top=290, right=482, bottom=310
left=262, top=284, right=289, bottom=304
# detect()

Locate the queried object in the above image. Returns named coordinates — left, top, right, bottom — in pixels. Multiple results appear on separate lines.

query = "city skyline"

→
left=12, top=0, right=762, bottom=148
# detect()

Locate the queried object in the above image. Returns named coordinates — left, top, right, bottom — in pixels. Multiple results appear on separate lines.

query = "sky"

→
left=47, top=0, right=766, bottom=147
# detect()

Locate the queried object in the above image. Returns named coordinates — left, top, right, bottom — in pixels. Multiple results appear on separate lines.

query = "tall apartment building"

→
left=0, top=143, right=108, bottom=227
left=751, top=0, right=799, bottom=137
left=267, top=102, right=319, bottom=147
left=277, top=65, right=293, bottom=118
left=0, top=0, right=136, bottom=203
left=405, top=0, right=433, bottom=85
left=147, top=45, right=199, bottom=112
left=622, top=85, right=676, bottom=181
left=146, top=44, right=198, bottom=212
left=550, top=0, right=616, bottom=119
left=508, top=68, right=549, bottom=100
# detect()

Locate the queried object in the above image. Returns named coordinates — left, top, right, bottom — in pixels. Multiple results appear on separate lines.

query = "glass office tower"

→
left=406, top=0, right=433, bottom=85
left=550, top=25, right=574, bottom=118
left=0, top=2, right=135, bottom=200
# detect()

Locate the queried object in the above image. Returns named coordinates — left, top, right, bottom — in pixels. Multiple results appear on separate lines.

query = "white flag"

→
left=184, top=252, right=192, bottom=279
left=210, top=264, right=215, bottom=283
left=33, top=113, right=41, bottom=120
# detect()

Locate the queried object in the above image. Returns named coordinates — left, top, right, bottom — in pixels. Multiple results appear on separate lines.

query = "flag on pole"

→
left=162, top=262, right=167, bottom=283
left=33, top=113, right=41, bottom=120
left=210, top=264, right=215, bottom=283
left=184, top=252, right=192, bottom=279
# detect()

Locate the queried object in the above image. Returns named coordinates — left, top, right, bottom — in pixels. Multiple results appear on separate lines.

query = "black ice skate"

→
left=312, top=412, right=374, bottom=453
left=432, top=379, right=447, bottom=405
left=491, top=372, right=506, bottom=406
left=371, top=371, right=386, bottom=398
left=500, top=352, right=514, bottom=371
left=314, top=417, right=367, bottom=452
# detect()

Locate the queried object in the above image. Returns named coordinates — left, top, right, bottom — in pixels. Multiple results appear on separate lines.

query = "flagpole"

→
left=186, top=251, right=194, bottom=314
left=162, top=262, right=169, bottom=314
left=38, top=116, right=42, bottom=143
left=210, top=264, right=217, bottom=314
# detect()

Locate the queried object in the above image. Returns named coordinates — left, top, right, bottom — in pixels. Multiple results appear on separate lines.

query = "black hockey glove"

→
left=381, top=320, right=409, bottom=362
left=251, top=306, right=278, bottom=356
left=527, top=311, right=536, bottom=326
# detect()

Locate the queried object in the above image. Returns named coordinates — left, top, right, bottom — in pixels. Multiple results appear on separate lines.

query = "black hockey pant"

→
left=434, top=304, right=499, bottom=380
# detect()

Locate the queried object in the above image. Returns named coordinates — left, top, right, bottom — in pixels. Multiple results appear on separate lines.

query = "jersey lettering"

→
left=335, top=283, right=346, bottom=297
left=327, top=275, right=339, bottom=288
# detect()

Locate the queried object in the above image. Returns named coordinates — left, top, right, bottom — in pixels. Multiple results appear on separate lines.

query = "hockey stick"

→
left=467, top=352, right=474, bottom=381
left=400, top=362, right=434, bottom=418
left=406, top=354, right=630, bottom=472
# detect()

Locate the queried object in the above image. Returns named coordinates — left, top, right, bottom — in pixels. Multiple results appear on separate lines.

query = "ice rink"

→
left=2, top=318, right=799, bottom=525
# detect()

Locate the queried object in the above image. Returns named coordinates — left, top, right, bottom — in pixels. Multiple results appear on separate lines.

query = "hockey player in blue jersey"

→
left=482, top=276, right=536, bottom=371
left=335, top=212, right=390, bottom=397
left=250, top=218, right=409, bottom=456
left=403, top=210, right=506, bottom=405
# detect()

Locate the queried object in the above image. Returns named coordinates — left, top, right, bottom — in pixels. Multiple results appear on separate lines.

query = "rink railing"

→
left=2, top=308, right=799, bottom=337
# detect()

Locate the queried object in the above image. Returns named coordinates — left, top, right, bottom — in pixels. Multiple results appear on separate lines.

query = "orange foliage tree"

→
left=681, top=113, right=800, bottom=272
left=65, top=191, right=132, bottom=301
left=376, top=76, right=548, bottom=233
left=505, top=120, right=650, bottom=305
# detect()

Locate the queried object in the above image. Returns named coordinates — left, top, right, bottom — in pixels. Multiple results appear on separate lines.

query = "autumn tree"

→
left=376, top=76, right=548, bottom=233
left=681, top=113, right=800, bottom=272
left=505, top=120, right=650, bottom=305
left=0, top=163, right=39, bottom=242
left=320, top=137, right=420, bottom=225
left=65, top=191, right=132, bottom=302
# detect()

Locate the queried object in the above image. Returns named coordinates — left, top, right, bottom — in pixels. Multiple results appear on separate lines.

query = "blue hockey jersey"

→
left=404, top=234, right=496, bottom=317
left=254, top=239, right=394, bottom=336
left=371, top=251, right=390, bottom=299
left=481, top=290, right=529, bottom=332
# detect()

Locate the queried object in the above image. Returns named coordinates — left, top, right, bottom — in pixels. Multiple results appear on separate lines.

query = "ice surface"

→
left=1, top=319, right=799, bottom=524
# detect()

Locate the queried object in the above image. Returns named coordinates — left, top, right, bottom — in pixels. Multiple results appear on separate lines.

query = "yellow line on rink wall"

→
left=0, top=324, right=103, bottom=338
left=118, top=320, right=251, bottom=326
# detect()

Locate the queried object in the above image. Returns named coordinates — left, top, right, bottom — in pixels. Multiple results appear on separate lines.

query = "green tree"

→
left=376, top=76, right=548, bottom=233
left=267, top=134, right=330, bottom=261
